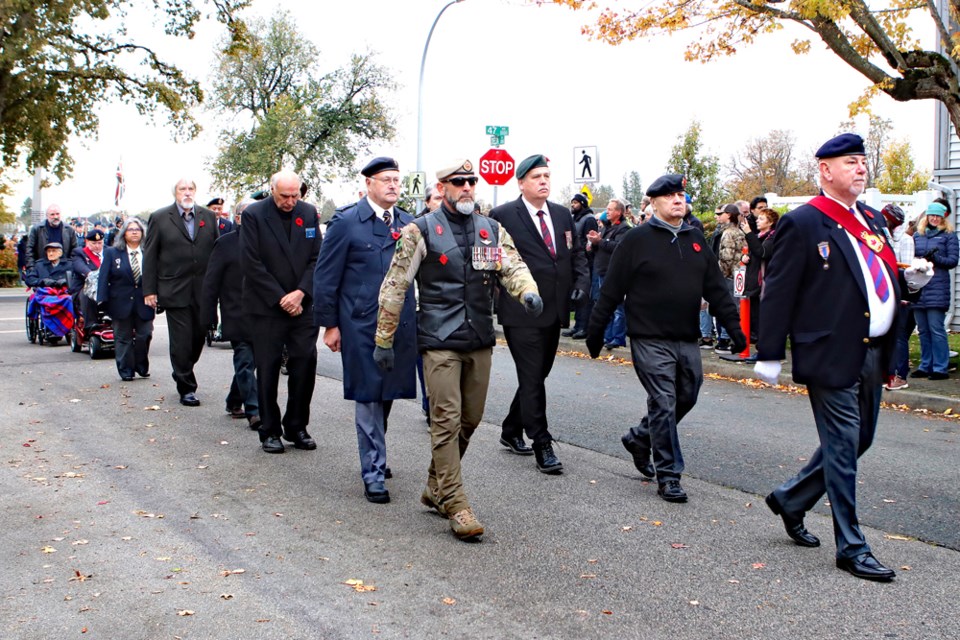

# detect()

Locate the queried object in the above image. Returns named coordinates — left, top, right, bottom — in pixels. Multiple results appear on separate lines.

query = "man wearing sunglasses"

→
left=489, top=154, right=589, bottom=474
left=374, top=159, right=542, bottom=542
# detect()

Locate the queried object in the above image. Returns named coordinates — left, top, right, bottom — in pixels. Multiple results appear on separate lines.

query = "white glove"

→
left=904, top=258, right=934, bottom=291
left=754, top=360, right=782, bottom=386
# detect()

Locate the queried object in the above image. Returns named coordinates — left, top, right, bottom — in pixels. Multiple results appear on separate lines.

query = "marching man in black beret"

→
left=754, top=133, right=933, bottom=581
left=587, top=174, right=745, bottom=503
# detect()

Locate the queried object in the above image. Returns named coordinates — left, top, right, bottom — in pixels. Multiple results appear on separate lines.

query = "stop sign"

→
left=478, top=148, right=515, bottom=186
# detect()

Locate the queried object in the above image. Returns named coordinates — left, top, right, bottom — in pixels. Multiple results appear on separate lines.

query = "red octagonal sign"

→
left=479, top=148, right=515, bottom=186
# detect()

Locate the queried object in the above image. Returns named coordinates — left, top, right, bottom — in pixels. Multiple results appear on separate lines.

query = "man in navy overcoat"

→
left=314, top=157, right=417, bottom=504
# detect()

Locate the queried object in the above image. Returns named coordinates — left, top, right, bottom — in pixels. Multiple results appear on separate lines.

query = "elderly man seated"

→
left=25, top=242, right=71, bottom=288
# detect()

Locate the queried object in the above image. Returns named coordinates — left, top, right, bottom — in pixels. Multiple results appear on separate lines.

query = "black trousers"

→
left=251, top=313, right=320, bottom=440
left=113, top=314, right=153, bottom=379
left=770, top=345, right=882, bottom=559
left=164, top=304, right=205, bottom=395
left=501, top=322, right=561, bottom=446
left=623, top=338, right=703, bottom=481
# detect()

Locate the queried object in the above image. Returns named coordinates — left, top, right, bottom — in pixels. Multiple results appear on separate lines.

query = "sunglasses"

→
left=443, top=177, right=478, bottom=187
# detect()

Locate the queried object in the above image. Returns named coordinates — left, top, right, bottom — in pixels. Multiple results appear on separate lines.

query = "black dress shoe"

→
left=911, top=369, right=930, bottom=378
left=658, top=480, right=688, bottom=503
left=384, top=467, right=393, bottom=479
left=764, top=493, right=820, bottom=547
left=929, top=371, right=949, bottom=380
left=137, top=371, right=150, bottom=378
left=285, top=430, right=316, bottom=450
left=570, top=331, right=587, bottom=340
left=364, top=481, right=390, bottom=504
left=179, top=393, right=200, bottom=407
left=121, top=375, right=134, bottom=382
left=261, top=436, right=285, bottom=454
left=534, top=442, right=563, bottom=474
left=836, top=552, right=896, bottom=581
left=500, top=435, right=534, bottom=456
left=561, top=328, right=576, bottom=337
left=621, top=433, right=655, bottom=478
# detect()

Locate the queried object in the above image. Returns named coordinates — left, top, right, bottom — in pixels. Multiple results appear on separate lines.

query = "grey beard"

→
left=455, top=200, right=475, bottom=215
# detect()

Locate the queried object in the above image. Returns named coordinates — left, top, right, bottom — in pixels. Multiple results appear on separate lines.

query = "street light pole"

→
left=416, top=0, right=464, bottom=212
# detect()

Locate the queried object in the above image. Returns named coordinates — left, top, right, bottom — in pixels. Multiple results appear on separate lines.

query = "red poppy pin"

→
left=439, top=254, right=448, bottom=265
left=391, top=231, right=401, bottom=241
left=198, top=220, right=205, bottom=228
left=435, top=224, right=443, bottom=235
left=479, top=228, right=489, bottom=240
left=692, top=243, right=701, bottom=252
left=295, top=217, right=303, bottom=227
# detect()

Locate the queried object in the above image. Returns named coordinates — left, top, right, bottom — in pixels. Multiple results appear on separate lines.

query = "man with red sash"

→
left=70, top=229, right=105, bottom=328
left=754, top=133, right=933, bottom=582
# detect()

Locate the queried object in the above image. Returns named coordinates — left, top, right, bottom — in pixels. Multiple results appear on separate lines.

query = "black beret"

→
left=516, top=154, right=549, bottom=180
left=206, top=197, right=224, bottom=207
left=361, top=156, right=399, bottom=177
left=86, top=230, right=104, bottom=241
left=815, top=133, right=865, bottom=159
left=571, top=193, right=588, bottom=206
left=646, top=174, right=686, bottom=198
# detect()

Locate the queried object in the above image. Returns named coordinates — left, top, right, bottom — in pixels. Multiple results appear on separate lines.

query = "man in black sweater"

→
left=587, top=174, right=745, bottom=503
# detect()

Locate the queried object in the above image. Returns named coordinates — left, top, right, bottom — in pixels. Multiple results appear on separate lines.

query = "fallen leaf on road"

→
left=689, top=600, right=700, bottom=606
left=221, top=569, right=246, bottom=576
left=752, top=563, right=766, bottom=570
left=884, top=534, right=913, bottom=541
left=442, top=597, right=456, bottom=605
left=97, top=501, right=109, bottom=506
left=114, top=465, right=127, bottom=470
left=900, top=565, right=911, bottom=571
left=145, top=406, right=160, bottom=411
left=72, top=540, right=89, bottom=546
left=580, top=574, right=597, bottom=579
left=670, top=543, right=689, bottom=549
left=343, top=579, right=377, bottom=592
left=601, top=610, right=613, bottom=615
left=652, top=521, right=662, bottom=526
left=41, top=546, right=56, bottom=554
left=69, top=570, right=92, bottom=582
left=621, top=526, right=633, bottom=532
left=219, top=441, right=229, bottom=445
left=156, top=557, right=172, bottom=561
left=882, top=499, right=896, bottom=503
left=176, top=610, right=194, bottom=616
left=728, top=579, right=740, bottom=584
left=220, top=594, right=234, bottom=600
left=70, top=399, right=81, bottom=403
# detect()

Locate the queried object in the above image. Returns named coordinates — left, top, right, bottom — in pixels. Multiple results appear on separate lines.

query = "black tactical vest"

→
left=414, top=209, right=500, bottom=351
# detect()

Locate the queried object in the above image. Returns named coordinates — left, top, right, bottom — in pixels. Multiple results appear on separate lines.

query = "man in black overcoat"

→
left=241, top=170, right=322, bottom=454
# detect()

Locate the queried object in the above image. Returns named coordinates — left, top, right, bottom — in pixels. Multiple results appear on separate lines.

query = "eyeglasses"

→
left=443, top=177, right=478, bottom=187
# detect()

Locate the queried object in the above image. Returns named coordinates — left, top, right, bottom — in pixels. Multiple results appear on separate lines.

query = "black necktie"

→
left=382, top=210, right=391, bottom=227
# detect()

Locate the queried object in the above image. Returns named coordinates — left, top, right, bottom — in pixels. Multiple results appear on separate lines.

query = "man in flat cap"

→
left=565, top=192, right=598, bottom=340
left=241, top=170, right=322, bottom=454
left=314, top=157, right=417, bottom=504
left=144, top=178, right=219, bottom=407
left=375, top=159, right=542, bottom=541
left=754, top=133, right=933, bottom=581
left=208, top=197, right=234, bottom=234
left=489, top=154, right=589, bottom=473
left=587, top=174, right=745, bottom=504
left=70, top=229, right=106, bottom=330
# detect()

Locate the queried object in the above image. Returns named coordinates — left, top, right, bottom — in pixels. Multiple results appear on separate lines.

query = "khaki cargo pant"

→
left=422, top=348, right=492, bottom=516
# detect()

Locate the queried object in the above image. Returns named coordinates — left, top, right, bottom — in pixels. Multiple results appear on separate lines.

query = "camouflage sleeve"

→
left=497, top=226, right=539, bottom=303
left=376, top=222, right=426, bottom=348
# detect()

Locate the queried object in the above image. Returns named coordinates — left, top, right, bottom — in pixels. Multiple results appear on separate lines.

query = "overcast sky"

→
left=10, top=0, right=938, bottom=219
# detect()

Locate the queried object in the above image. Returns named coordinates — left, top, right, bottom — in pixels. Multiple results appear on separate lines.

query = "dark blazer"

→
left=757, top=201, right=901, bottom=388
left=313, top=200, right=417, bottom=402
left=97, top=246, right=155, bottom=322
left=142, top=204, right=218, bottom=308
left=200, top=230, right=249, bottom=341
left=240, top=198, right=322, bottom=316
left=491, top=198, right=589, bottom=328
left=217, top=218, right=235, bottom=235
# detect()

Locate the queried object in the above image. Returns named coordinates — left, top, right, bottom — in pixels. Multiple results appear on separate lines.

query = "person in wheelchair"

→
left=25, top=242, right=71, bottom=289
left=70, top=230, right=105, bottom=328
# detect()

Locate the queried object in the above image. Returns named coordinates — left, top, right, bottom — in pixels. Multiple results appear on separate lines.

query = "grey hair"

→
left=270, top=170, right=301, bottom=190
left=607, top=198, right=627, bottom=214
left=113, top=217, right=147, bottom=249
left=171, top=178, right=197, bottom=195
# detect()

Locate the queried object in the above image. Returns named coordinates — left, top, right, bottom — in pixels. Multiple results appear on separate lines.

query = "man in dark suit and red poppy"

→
left=490, top=154, right=589, bottom=474
left=143, top=178, right=219, bottom=406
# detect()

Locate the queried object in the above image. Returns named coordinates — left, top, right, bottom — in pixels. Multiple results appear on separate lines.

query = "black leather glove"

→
left=570, top=288, right=586, bottom=303
left=373, top=346, right=395, bottom=372
left=586, top=333, right=604, bottom=359
left=729, top=328, right=748, bottom=355
left=522, top=292, right=543, bottom=317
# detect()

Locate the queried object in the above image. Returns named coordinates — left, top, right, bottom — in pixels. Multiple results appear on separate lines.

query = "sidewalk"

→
left=495, top=323, right=960, bottom=415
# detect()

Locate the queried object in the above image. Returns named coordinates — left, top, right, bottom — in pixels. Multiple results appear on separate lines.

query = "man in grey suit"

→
left=143, top=178, right=219, bottom=406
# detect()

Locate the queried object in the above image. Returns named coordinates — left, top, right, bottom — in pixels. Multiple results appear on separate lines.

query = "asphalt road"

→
left=3, top=291, right=959, bottom=639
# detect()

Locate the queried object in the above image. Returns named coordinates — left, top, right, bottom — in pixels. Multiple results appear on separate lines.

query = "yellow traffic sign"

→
left=580, top=184, right=593, bottom=206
